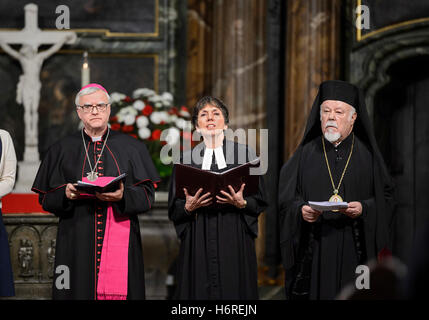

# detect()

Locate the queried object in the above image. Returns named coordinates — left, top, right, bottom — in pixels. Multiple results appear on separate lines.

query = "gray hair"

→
left=75, top=87, right=111, bottom=106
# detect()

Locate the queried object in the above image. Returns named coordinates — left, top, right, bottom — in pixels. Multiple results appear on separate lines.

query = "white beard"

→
left=324, top=131, right=341, bottom=143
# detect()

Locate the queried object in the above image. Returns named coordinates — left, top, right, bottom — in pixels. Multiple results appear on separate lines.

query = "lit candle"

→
left=81, top=51, right=90, bottom=87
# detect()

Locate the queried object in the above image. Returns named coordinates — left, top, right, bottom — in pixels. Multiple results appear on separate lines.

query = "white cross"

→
left=0, top=3, right=76, bottom=50
left=0, top=3, right=77, bottom=193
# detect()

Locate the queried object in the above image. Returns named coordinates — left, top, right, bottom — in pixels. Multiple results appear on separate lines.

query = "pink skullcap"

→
left=79, top=83, right=108, bottom=93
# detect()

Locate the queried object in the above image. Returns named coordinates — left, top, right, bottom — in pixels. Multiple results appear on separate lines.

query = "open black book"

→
left=74, top=173, right=127, bottom=194
left=175, top=158, right=260, bottom=200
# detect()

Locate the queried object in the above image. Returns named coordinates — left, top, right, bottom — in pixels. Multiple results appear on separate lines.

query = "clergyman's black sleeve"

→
left=114, top=180, right=155, bottom=215
left=40, top=185, right=74, bottom=217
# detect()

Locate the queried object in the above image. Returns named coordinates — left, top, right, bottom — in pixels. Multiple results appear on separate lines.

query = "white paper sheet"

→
left=308, top=201, right=348, bottom=212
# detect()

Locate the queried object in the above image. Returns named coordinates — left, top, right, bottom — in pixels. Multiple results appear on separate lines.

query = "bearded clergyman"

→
left=278, top=80, right=395, bottom=300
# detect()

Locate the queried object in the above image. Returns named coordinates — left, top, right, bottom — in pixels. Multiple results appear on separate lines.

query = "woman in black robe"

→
left=168, top=96, right=267, bottom=300
left=32, top=84, right=159, bottom=299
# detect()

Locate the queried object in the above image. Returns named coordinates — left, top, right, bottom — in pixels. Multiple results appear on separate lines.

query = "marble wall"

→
left=284, top=0, right=341, bottom=159
left=187, top=0, right=267, bottom=131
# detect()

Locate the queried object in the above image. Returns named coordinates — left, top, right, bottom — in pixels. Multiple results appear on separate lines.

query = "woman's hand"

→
left=95, top=182, right=124, bottom=202
left=216, top=183, right=246, bottom=209
left=184, top=188, right=212, bottom=212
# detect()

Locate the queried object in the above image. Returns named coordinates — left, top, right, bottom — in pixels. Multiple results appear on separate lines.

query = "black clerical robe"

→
left=168, top=140, right=268, bottom=300
left=280, top=133, right=392, bottom=299
left=32, top=129, right=159, bottom=300
left=279, top=80, right=395, bottom=300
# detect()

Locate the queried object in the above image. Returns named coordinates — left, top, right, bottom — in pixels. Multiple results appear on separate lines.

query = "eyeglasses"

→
left=77, top=103, right=109, bottom=113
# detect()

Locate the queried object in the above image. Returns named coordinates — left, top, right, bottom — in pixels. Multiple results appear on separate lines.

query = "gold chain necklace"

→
left=322, top=132, right=354, bottom=208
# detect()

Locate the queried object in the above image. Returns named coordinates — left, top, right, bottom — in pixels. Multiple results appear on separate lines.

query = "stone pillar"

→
left=211, top=0, right=267, bottom=130
left=284, top=0, right=341, bottom=159
left=187, top=0, right=266, bottom=129
left=186, top=0, right=214, bottom=109
left=186, top=0, right=267, bottom=265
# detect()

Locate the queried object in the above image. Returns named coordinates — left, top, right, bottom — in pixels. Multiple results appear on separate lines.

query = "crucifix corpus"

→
left=0, top=3, right=76, bottom=193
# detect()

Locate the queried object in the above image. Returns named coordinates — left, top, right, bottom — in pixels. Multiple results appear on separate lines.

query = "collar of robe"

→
left=82, top=127, right=109, bottom=142
left=202, top=145, right=227, bottom=170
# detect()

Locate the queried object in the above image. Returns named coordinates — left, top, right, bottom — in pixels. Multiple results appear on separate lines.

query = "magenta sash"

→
left=80, top=176, right=130, bottom=300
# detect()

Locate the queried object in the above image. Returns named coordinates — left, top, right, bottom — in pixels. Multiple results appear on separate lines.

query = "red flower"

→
left=110, top=116, right=118, bottom=123
left=142, top=105, right=154, bottom=116
left=180, top=106, right=189, bottom=113
left=122, top=125, right=134, bottom=133
left=111, top=123, right=121, bottom=131
left=124, top=96, right=132, bottom=103
left=151, top=129, right=161, bottom=141
left=130, top=134, right=138, bottom=139
left=168, top=107, right=178, bottom=115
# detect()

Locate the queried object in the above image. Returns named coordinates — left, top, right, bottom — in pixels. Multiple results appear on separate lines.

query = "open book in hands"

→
left=174, top=158, right=260, bottom=200
left=308, top=201, right=348, bottom=212
left=74, top=173, right=127, bottom=194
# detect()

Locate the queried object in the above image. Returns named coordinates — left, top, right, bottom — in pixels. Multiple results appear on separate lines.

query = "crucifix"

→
left=0, top=3, right=76, bottom=192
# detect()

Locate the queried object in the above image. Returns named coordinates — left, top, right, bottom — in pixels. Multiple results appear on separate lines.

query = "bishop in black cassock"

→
left=32, top=84, right=159, bottom=300
left=278, top=80, right=395, bottom=300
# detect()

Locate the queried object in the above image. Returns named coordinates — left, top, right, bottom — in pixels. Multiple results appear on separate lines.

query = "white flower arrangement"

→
left=136, top=115, right=149, bottom=128
left=110, top=92, right=126, bottom=103
left=109, top=88, right=194, bottom=181
left=133, top=100, right=145, bottom=111
left=150, top=111, right=170, bottom=125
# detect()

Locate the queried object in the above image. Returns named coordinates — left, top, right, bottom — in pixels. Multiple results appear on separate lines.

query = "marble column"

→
left=186, top=0, right=267, bottom=265
left=187, top=0, right=266, bottom=129
left=186, top=0, right=213, bottom=109
left=284, top=0, right=341, bottom=159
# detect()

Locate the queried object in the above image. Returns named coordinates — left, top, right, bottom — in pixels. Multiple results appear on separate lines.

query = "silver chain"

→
left=81, top=127, right=110, bottom=176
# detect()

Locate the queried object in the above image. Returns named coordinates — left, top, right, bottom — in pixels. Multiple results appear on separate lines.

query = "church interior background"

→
left=0, top=0, right=428, bottom=299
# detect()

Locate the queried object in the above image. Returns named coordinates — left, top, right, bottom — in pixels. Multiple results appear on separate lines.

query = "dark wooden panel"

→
left=0, top=52, right=157, bottom=160
left=360, top=0, right=429, bottom=37
left=38, top=52, right=156, bottom=157
left=374, top=56, right=429, bottom=261
left=0, top=0, right=157, bottom=35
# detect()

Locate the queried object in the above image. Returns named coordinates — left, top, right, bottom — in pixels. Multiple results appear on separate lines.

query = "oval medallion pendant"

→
left=329, top=193, right=343, bottom=212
